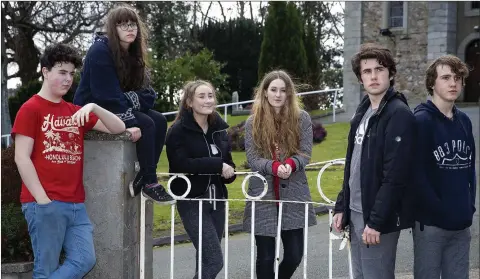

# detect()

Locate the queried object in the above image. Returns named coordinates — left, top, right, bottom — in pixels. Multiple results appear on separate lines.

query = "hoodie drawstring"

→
left=208, top=184, right=216, bottom=211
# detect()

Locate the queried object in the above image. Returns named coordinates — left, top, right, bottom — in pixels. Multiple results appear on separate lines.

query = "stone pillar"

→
left=83, top=131, right=153, bottom=279
left=232, top=91, right=239, bottom=110
left=427, top=2, right=457, bottom=61
left=342, top=1, right=364, bottom=117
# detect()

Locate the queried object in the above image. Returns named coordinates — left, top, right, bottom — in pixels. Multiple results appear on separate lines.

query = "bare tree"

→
left=192, top=1, right=198, bottom=40
left=218, top=1, right=227, bottom=23
left=249, top=2, right=254, bottom=20
left=3, top=1, right=111, bottom=84
left=259, top=2, right=267, bottom=26
left=201, top=2, right=213, bottom=27
left=237, top=1, right=245, bottom=19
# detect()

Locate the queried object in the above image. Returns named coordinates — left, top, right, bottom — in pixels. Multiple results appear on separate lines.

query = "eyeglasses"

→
left=116, top=22, right=138, bottom=31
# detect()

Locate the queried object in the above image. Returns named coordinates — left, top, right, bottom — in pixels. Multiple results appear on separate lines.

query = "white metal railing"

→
left=162, top=88, right=343, bottom=123
left=0, top=87, right=343, bottom=144
left=140, top=158, right=352, bottom=279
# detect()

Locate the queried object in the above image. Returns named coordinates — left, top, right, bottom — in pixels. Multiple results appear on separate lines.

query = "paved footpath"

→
left=153, top=106, right=479, bottom=279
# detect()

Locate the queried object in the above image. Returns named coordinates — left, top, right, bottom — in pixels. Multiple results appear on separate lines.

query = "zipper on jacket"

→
left=212, top=129, right=227, bottom=199
left=202, top=134, right=212, bottom=195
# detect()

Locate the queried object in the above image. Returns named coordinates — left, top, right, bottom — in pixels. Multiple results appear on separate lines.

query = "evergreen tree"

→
left=258, top=2, right=307, bottom=82
left=303, top=23, right=319, bottom=88
left=198, top=18, right=263, bottom=101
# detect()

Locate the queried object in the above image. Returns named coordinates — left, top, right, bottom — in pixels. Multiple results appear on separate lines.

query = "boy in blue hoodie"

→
left=413, top=55, right=476, bottom=279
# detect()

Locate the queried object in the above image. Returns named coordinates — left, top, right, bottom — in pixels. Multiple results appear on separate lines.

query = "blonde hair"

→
left=251, top=70, right=303, bottom=159
left=175, top=80, right=218, bottom=125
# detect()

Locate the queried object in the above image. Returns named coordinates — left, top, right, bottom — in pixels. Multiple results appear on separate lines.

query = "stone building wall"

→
left=342, top=1, right=363, bottom=116
left=361, top=1, right=429, bottom=105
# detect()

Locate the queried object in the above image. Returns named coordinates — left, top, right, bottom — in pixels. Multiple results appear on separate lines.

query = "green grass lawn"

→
left=153, top=121, right=350, bottom=238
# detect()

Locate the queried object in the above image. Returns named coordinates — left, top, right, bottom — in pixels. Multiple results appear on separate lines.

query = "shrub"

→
left=301, top=94, right=321, bottom=111
left=1, top=145, right=33, bottom=263
left=312, top=122, right=328, bottom=143
left=1, top=203, right=33, bottom=263
left=1, top=145, right=22, bottom=206
left=227, top=120, right=246, bottom=152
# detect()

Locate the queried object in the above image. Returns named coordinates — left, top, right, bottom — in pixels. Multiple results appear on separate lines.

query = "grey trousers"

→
left=177, top=190, right=225, bottom=279
left=413, top=221, right=471, bottom=279
left=350, top=210, right=400, bottom=279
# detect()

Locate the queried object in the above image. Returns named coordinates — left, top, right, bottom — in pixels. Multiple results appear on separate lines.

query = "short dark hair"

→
left=425, top=55, right=469, bottom=96
left=351, top=43, right=397, bottom=86
left=40, top=43, right=83, bottom=71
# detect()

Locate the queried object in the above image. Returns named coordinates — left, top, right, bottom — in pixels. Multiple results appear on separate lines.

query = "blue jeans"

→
left=22, top=201, right=96, bottom=279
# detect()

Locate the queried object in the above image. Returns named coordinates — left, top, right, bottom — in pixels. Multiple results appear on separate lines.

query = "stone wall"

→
left=427, top=2, right=457, bottom=61
left=83, top=131, right=153, bottom=279
left=361, top=1, right=429, bottom=105
left=342, top=1, right=363, bottom=117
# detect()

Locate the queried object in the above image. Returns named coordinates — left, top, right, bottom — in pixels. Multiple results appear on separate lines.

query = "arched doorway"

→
left=464, top=39, right=480, bottom=103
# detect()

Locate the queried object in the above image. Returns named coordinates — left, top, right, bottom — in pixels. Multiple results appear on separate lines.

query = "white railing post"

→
left=150, top=164, right=358, bottom=279
left=303, top=203, right=309, bottom=279
left=250, top=201, right=256, bottom=279
left=140, top=195, right=147, bottom=279
left=198, top=200, right=203, bottom=279
left=224, top=106, right=228, bottom=123
left=224, top=201, right=229, bottom=279
left=274, top=202, right=283, bottom=279
left=170, top=204, right=176, bottom=279
left=333, top=89, right=338, bottom=123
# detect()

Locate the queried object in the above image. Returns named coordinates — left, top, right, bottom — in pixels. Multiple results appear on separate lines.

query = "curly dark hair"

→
left=40, top=43, right=83, bottom=71
left=425, top=55, right=469, bottom=96
left=351, top=43, right=397, bottom=87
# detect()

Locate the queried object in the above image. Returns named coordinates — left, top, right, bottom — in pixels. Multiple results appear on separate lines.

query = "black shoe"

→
left=142, top=183, right=175, bottom=204
left=129, top=172, right=144, bottom=198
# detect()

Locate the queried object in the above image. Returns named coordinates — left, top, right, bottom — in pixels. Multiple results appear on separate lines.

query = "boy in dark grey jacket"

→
left=333, top=43, right=416, bottom=279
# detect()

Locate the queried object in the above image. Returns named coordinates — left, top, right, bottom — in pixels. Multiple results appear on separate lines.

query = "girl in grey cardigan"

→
left=243, top=70, right=317, bottom=279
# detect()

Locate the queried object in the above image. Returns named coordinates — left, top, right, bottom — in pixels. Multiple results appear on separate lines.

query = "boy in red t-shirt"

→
left=12, top=43, right=126, bottom=278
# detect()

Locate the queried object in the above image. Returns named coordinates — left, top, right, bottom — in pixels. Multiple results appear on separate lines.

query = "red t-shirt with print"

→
left=12, top=94, right=99, bottom=203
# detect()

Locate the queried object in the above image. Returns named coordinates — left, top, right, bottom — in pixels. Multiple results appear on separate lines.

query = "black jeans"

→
left=132, top=109, right=167, bottom=184
left=255, top=228, right=304, bottom=279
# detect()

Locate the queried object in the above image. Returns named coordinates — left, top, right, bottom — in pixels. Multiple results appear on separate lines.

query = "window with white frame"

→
left=390, top=1, right=404, bottom=28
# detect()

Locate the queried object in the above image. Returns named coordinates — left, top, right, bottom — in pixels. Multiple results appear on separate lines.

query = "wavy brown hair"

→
left=175, top=80, right=218, bottom=125
left=104, top=4, right=149, bottom=91
left=351, top=43, right=397, bottom=86
left=425, top=55, right=469, bottom=96
left=251, top=70, right=303, bottom=159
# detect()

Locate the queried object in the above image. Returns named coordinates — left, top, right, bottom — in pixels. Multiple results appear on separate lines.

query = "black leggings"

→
left=132, top=109, right=167, bottom=184
left=255, top=228, right=304, bottom=279
left=177, top=193, right=225, bottom=279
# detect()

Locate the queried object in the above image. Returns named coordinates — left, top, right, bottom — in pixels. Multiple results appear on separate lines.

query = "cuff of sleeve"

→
left=124, top=118, right=138, bottom=129
left=285, top=158, right=297, bottom=172
left=366, top=220, right=381, bottom=231
left=272, top=161, right=281, bottom=176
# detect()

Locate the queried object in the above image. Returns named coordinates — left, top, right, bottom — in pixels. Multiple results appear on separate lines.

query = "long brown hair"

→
left=175, top=80, right=218, bottom=125
left=251, top=70, right=303, bottom=159
left=104, top=4, right=149, bottom=91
